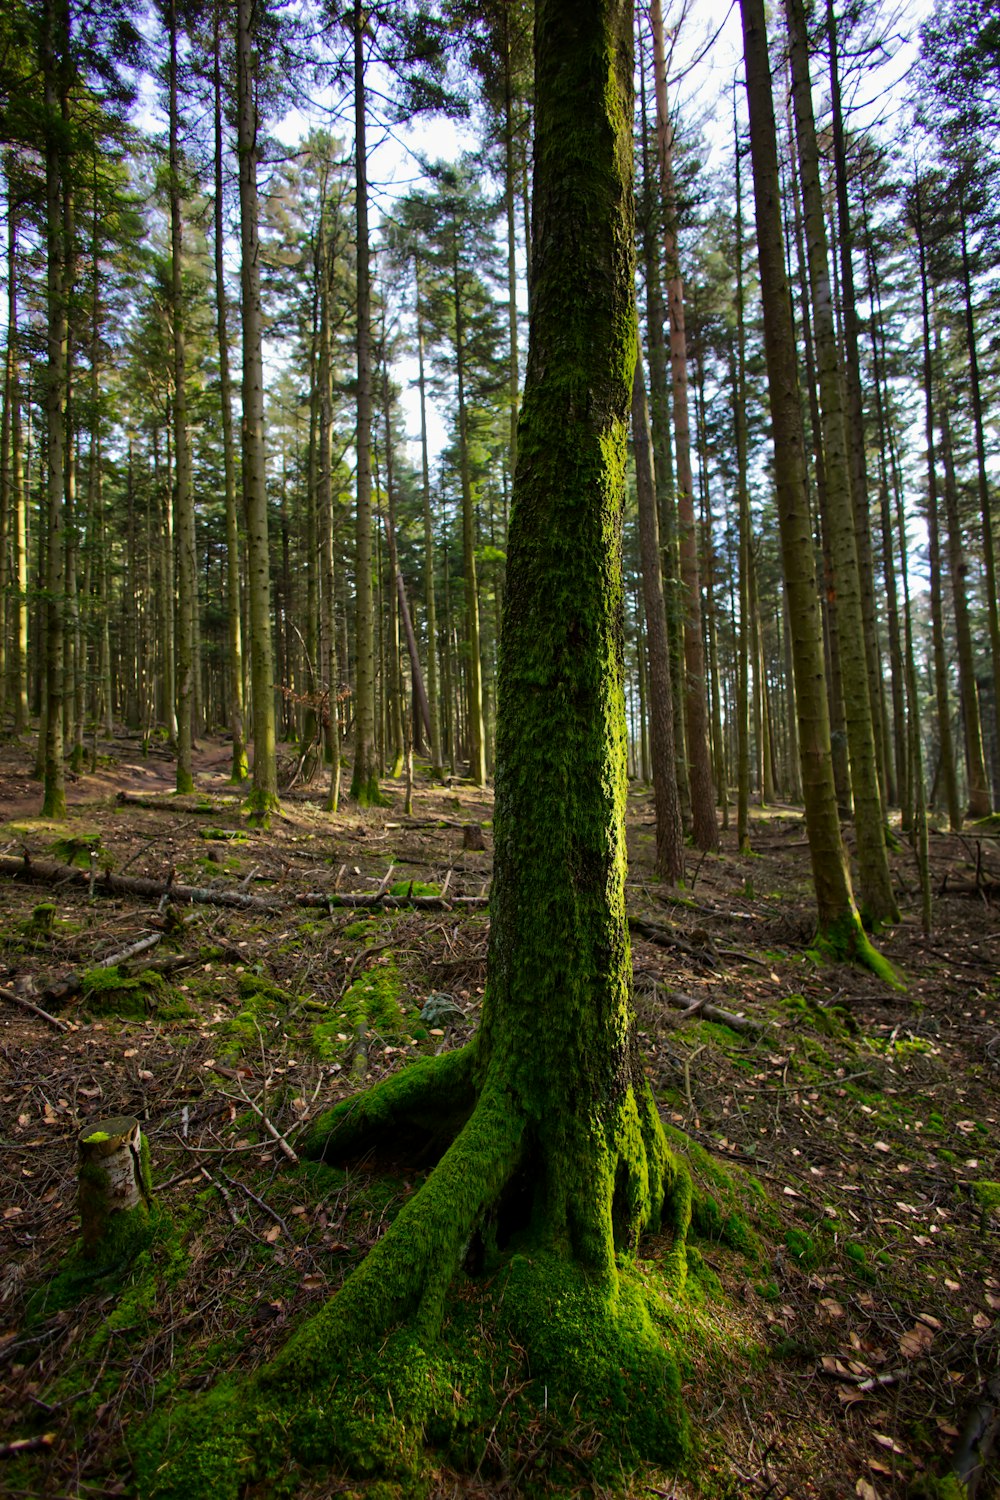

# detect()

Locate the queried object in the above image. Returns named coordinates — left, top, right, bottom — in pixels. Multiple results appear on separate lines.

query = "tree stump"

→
left=77, top=1115, right=152, bottom=1259
left=462, top=824, right=486, bottom=852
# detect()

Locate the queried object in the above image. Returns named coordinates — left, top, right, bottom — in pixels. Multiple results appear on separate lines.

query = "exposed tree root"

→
left=135, top=1043, right=694, bottom=1499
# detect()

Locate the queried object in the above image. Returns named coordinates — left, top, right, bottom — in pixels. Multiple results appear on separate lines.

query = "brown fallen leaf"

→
left=263, top=1224, right=281, bottom=1243
left=856, top=1480, right=879, bottom=1500
left=872, top=1434, right=906, bottom=1455
left=899, top=1322, right=935, bottom=1359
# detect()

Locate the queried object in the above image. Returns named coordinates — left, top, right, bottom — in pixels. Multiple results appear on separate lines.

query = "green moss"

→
left=343, top=919, right=377, bottom=939
left=909, top=1477, right=969, bottom=1499
left=80, top=966, right=190, bottom=1021
left=783, top=991, right=856, bottom=1039
left=25, top=1202, right=177, bottom=1326
left=808, top=909, right=905, bottom=989
left=388, top=879, right=441, bottom=899
left=972, top=1181, right=1000, bottom=1229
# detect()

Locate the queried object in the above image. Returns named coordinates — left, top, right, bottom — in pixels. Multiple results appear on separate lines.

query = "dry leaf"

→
left=263, top=1224, right=281, bottom=1243
left=819, top=1298, right=846, bottom=1318
left=916, top=1312, right=942, bottom=1330
left=856, top=1481, right=879, bottom=1500
left=972, top=1312, right=991, bottom=1330
left=936, top=1422, right=960, bottom=1438
left=873, top=1434, right=906, bottom=1455
left=873, top=1141, right=891, bottom=1153
left=899, top=1323, right=935, bottom=1359
left=3, top=1206, right=23, bottom=1219
left=944, top=1278, right=961, bottom=1292
left=838, top=1386, right=864, bottom=1406
left=299, top=1274, right=325, bottom=1290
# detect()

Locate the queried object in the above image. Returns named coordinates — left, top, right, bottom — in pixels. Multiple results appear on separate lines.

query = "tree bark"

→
left=739, top=0, right=896, bottom=976
left=236, top=0, right=279, bottom=823
left=213, top=0, right=248, bottom=785
left=169, top=0, right=196, bottom=794
left=40, top=0, right=69, bottom=820
left=648, top=0, right=718, bottom=851
left=913, top=179, right=960, bottom=832
left=349, top=0, right=380, bottom=806
left=785, top=0, right=897, bottom=928
left=633, top=349, right=684, bottom=882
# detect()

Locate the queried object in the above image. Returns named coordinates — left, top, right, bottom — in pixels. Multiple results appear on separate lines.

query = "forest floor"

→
left=0, top=732, right=998, bottom=1500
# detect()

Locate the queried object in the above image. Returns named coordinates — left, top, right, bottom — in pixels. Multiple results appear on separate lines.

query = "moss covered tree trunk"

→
left=138, top=2, right=695, bottom=1492
left=739, top=0, right=897, bottom=980
left=785, top=0, right=897, bottom=929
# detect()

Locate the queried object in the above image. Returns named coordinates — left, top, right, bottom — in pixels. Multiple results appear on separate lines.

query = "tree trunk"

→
left=41, top=0, right=69, bottom=820
left=739, top=0, right=896, bottom=978
left=638, top=57, right=689, bottom=830
left=959, top=199, right=1000, bottom=809
left=939, top=393, right=991, bottom=820
left=169, top=0, right=196, bottom=794
left=826, top=0, right=890, bottom=811
left=633, top=351, right=685, bottom=881
left=133, top=3, right=696, bottom=1488
left=414, top=258, right=443, bottom=777
left=236, top=0, right=278, bottom=823
left=349, top=0, right=380, bottom=806
left=648, top=0, right=718, bottom=851
left=785, top=0, right=897, bottom=928
left=213, top=0, right=247, bottom=784
left=452, top=245, right=487, bottom=787
left=913, top=179, right=960, bottom=832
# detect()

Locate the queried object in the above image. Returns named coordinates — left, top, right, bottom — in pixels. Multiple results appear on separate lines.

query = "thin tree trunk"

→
left=739, top=0, right=894, bottom=976
left=41, top=0, right=69, bottom=818
left=648, top=0, right=717, bottom=851
left=638, top=53, right=688, bottom=830
left=213, top=0, right=247, bottom=783
left=633, top=351, right=684, bottom=881
left=236, top=0, right=278, bottom=822
left=786, top=0, right=897, bottom=927
left=169, top=0, right=196, bottom=793
left=453, top=243, right=486, bottom=786
left=913, top=178, right=960, bottom=832
left=414, top=257, right=442, bottom=776
left=939, top=390, right=991, bottom=819
left=959, top=197, right=1000, bottom=807
left=350, top=0, right=380, bottom=805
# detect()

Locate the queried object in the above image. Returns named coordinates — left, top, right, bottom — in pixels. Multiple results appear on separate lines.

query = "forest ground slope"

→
left=0, top=733, right=998, bottom=1499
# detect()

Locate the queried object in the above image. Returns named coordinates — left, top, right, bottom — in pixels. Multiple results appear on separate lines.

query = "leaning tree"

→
left=138, top=0, right=696, bottom=1491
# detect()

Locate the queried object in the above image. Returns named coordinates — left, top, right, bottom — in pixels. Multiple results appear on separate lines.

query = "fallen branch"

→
left=651, top=982, right=765, bottom=1036
left=218, top=1087, right=300, bottom=1165
left=296, top=891, right=488, bottom=910
left=0, top=984, right=70, bottom=1032
left=0, top=1433, right=55, bottom=1460
left=0, top=854, right=280, bottom=911
left=43, top=931, right=165, bottom=1005
left=116, top=791, right=238, bottom=812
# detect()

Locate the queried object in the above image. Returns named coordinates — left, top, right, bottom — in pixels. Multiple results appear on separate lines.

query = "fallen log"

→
left=0, top=854, right=280, bottom=911
left=296, top=891, right=489, bottom=910
left=635, top=975, right=764, bottom=1036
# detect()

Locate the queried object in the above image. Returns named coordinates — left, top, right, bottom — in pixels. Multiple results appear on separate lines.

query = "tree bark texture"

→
left=785, top=0, right=897, bottom=928
left=236, top=0, right=278, bottom=821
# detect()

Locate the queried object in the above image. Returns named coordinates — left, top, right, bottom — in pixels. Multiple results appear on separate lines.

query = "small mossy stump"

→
left=78, top=1116, right=153, bottom=1261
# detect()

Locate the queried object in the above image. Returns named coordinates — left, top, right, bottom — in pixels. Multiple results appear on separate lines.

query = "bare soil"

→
left=0, top=732, right=998, bottom=1499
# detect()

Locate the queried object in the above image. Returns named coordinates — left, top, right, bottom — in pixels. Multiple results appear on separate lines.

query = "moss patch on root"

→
left=133, top=1249, right=691, bottom=1500
left=807, top=909, right=905, bottom=989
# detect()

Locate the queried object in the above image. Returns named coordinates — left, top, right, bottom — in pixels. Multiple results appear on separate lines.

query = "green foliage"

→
left=783, top=991, right=857, bottom=1039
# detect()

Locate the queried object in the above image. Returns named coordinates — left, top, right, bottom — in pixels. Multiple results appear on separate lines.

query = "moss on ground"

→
left=80, top=965, right=193, bottom=1021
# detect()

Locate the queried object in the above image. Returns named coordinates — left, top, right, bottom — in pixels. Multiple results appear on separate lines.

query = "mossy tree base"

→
left=808, top=908, right=905, bottom=989
left=243, top=787, right=280, bottom=830
left=135, top=1042, right=693, bottom=1500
